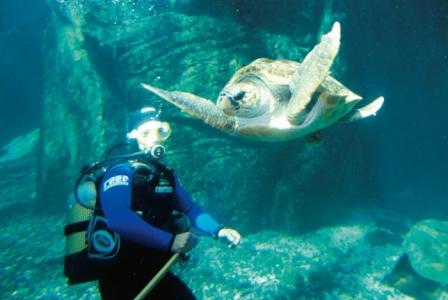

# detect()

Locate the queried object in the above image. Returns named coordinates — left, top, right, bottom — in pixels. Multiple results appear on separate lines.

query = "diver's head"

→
left=127, top=107, right=171, bottom=159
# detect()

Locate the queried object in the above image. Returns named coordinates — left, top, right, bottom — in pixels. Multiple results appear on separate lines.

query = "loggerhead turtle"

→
left=142, top=22, right=384, bottom=142
left=403, top=219, right=448, bottom=285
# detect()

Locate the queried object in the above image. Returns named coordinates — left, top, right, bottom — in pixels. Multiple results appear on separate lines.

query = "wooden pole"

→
left=134, top=253, right=180, bottom=300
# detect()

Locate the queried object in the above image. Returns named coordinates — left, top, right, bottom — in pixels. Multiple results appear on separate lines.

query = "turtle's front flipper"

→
left=341, top=96, right=384, bottom=123
left=141, top=83, right=236, bottom=132
left=287, top=21, right=341, bottom=124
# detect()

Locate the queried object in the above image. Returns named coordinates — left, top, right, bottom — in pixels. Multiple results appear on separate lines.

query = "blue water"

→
left=344, top=2, right=448, bottom=219
left=1, top=0, right=447, bottom=299
left=0, top=0, right=48, bottom=143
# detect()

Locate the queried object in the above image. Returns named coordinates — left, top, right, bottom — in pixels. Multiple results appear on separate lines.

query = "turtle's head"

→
left=216, top=81, right=269, bottom=118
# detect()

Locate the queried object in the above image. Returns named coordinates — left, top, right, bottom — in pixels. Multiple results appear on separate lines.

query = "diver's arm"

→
left=100, top=164, right=174, bottom=251
left=174, top=176, right=241, bottom=247
left=173, top=175, right=221, bottom=237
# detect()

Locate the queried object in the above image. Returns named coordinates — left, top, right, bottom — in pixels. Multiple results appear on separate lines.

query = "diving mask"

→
left=127, top=120, right=171, bottom=158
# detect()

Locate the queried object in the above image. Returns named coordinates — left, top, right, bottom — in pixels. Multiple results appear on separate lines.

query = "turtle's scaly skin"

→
left=142, top=22, right=384, bottom=142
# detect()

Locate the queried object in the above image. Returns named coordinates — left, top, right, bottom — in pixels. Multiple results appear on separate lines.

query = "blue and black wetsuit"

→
left=97, top=160, right=219, bottom=300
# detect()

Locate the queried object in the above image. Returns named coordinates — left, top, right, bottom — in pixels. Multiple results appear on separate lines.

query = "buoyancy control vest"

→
left=64, top=157, right=176, bottom=284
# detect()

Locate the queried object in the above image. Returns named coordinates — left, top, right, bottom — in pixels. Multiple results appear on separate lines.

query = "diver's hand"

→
left=171, top=232, right=199, bottom=253
left=217, top=228, right=241, bottom=248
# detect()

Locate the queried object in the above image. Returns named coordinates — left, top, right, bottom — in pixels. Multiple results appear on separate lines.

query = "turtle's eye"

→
left=233, top=91, right=245, bottom=101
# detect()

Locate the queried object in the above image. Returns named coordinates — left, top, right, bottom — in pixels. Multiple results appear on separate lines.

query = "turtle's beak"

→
left=217, top=96, right=238, bottom=116
left=217, top=91, right=245, bottom=114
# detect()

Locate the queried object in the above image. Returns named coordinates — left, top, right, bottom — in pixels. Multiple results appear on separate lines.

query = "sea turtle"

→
left=142, top=22, right=384, bottom=142
left=403, top=219, right=448, bottom=285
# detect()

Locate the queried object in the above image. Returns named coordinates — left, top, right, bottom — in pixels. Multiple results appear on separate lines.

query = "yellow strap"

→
left=65, top=231, right=87, bottom=255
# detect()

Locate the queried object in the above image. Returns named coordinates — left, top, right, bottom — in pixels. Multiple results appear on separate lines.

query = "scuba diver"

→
left=64, top=107, right=241, bottom=299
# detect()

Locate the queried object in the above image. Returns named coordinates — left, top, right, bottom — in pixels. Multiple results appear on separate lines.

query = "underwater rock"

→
left=0, top=129, right=39, bottom=164
left=0, top=129, right=39, bottom=210
left=39, top=3, right=122, bottom=204
left=403, top=219, right=448, bottom=285
left=175, top=226, right=406, bottom=299
left=385, top=255, right=448, bottom=300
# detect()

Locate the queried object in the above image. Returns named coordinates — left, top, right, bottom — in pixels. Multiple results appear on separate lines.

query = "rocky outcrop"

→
left=176, top=210, right=410, bottom=299
left=39, top=5, right=115, bottom=205
left=0, top=129, right=39, bottom=210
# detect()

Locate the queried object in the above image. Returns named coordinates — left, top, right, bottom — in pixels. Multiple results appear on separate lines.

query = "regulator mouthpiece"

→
left=148, top=144, right=165, bottom=159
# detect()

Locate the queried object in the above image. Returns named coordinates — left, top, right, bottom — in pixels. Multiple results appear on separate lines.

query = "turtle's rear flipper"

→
left=141, top=83, right=236, bottom=132
left=287, top=21, right=341, bottom=125
left=341, top=96, right=384, bottom=123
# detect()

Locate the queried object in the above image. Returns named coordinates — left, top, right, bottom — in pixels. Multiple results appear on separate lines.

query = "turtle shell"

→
left=403, top=219, right=448, bottom=284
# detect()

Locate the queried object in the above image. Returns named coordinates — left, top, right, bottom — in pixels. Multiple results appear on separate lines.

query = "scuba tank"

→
left=64, top=149, right=176, bottom=284
left=64, top=150, right=142, bottom=284
left=65, top=181, right=96, bottom=258
left=64, top=168, right=121, bottom=284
